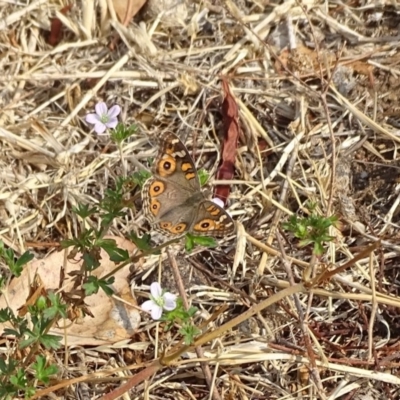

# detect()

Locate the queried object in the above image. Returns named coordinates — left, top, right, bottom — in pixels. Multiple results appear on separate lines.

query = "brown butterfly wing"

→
left=190, top=200, right=235, bottom=237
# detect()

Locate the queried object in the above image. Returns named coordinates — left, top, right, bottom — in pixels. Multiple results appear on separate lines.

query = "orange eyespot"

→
left=158, top=156, right=176, bottom=176
left=158, top=222, right=187, bottom=234
left=149, top=181, right=165, bottom=196
left=150, top=199, right=161, bottom=216
left=171, top=223, right=187, bottom=234
left=194, top=219, right=216, bottom=232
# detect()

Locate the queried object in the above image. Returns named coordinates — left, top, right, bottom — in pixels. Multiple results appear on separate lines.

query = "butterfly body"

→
left=142, top=132, right=235, bottom=237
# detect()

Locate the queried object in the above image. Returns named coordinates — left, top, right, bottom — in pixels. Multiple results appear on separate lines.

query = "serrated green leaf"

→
left=129, top=232, right=152, bottom=251
left=83, top=276, right=100, bottom=295
left=82, top=251, right=100, bottom=271
left=13, top=251, right=34, bottom=276
left=40, top=334, right=62, bottom=350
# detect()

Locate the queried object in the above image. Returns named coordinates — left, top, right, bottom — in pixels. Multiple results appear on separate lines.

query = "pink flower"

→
left=141, top=282, right=177, bottom=320
left=212, top=197, right=232, bottom=217
left=85, top=102, right=121, bottom=134
left=211, top=198, right=225, bottom=209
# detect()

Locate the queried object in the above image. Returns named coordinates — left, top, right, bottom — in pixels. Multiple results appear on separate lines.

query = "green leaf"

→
left=99, top=182, right=126, bottom=217
left=82, top=251, right=100, bottom=271
left=187, top=234, right=217, bottom=250
left=71, top=203, right=98, bottom=218
left=128, top=170, right=152, bottom=188
left=184, top=235, right=195, bottom=252
left=43, top=292, right=67, bottom=320
left=4, top=328, right=23, bottom=338
left=0, top=308, right=14, bottom=323
left=129, top=233, right=158, bottom=253
left=198, top=169, right=209, bottom=187
left=39, top=334, right=62, bottom=350
left=10, top=369, right=28, bottom=389
left=98, top=277, right=115, bottom=296
left=0, top=386, right=18, bottom=399
left=110, top=123, right=137, bottom=143
left=162, top=299, right=198, bottom=326
left=187, top=306, right=198, bottom=317
left=3, top=248, right=15, bottom=265
left=298, top=239, right=312, bottom=248
left=12, top=251, right=34, bottom=276
left=178, top=323, right=201, bottom=345
left=32, top=355, right=58, bottom=384
left=19, top=330, right=38, bottom=349
left=35, top=296, right=47, bottom=311
left=313, top=242, right=325, bottom=255
left=82, top=279, right=98, bottom=296
left=83, top=276, right=115, bottom=296
left=97, top=239, right=129, bottom=262
left=0, top=358, right=17, bottom=374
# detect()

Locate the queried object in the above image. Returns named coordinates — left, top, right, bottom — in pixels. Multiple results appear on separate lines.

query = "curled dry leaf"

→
left=112, top=0, right=147, bottom=25
left=213, top=77, right=240, bottom=205
left=0, top=237, right=140, bottom=346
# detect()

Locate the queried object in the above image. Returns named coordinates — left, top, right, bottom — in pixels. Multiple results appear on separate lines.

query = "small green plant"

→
left=111, top=122, right=138, bottom=144
left=0, top=247, right=64, bottom=399
left=0, top=241, right=34, bottom=279
left=141, top=283, right=200, bottom=345
left=164, top=298, right=200, bottom=345
left=282, top=210, right=338, bottom=256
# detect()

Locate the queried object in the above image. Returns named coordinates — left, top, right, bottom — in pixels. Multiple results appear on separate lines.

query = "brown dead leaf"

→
left=112, top=0, right=147, bottom=25
left=0, top=237, right=141, bottom=346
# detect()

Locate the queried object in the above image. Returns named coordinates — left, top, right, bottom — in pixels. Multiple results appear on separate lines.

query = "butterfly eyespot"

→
left=158, top=156, right=176, bottom=176
left=170, top=223, right=187, bottom=234
left=149, top=181, right=164, bottom=196
left=149, top=199, right=161, bottom=216
left=194, top=218, right=215, bottom=232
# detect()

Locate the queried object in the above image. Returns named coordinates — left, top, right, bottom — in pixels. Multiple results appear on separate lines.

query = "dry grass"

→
left=2, top=0, right=400, bottom=399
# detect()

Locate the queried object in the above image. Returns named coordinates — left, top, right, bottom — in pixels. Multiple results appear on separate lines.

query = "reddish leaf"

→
left=213, top=77, right=240, bottom=205
left=47, top=3, right=73, bottom=47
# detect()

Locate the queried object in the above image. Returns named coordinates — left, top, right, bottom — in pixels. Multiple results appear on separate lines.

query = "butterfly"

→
left=142, top=132, right=235, bottom=237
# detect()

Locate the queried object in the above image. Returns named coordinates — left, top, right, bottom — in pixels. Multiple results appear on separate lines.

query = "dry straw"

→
left=1, top=1, right=400, bottom=399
